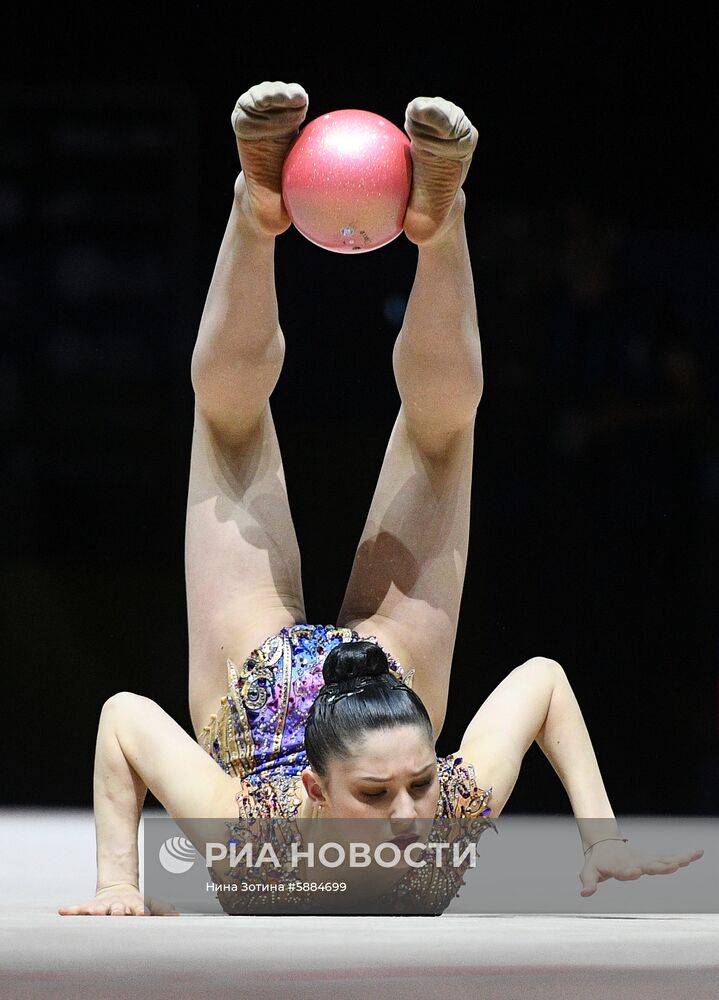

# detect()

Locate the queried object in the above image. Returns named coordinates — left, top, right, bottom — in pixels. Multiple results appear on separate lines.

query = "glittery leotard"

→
left=199, top=622, right=493, bottom=822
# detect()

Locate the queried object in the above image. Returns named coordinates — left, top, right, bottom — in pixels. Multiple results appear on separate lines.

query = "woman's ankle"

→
left=232, top=172, right=284, bottom=242
left=415, top=190, right=467, bottom=253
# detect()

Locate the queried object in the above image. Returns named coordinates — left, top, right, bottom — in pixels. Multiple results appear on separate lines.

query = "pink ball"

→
left=281, top=109, right=412, bottom=254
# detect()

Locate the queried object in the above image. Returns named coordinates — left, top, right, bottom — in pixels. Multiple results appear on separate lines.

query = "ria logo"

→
left=159, top=836, right=198, bottom=874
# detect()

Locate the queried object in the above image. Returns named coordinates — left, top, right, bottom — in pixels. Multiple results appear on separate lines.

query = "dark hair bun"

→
left=322, top=640, right=390, bottom=686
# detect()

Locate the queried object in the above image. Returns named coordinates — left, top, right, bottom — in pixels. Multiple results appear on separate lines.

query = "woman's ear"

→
left=300, top=767, right=328, bottom=808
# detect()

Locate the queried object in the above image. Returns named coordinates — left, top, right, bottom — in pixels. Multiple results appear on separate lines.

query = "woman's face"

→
left=302, top=724, right=439, bottom=824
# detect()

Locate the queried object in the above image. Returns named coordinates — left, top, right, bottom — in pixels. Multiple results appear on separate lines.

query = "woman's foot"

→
left=402, top=96, right=477, bottom=246
left=231, top=81, right=309, bottom=236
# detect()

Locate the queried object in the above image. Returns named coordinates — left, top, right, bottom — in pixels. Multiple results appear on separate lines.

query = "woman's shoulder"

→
left=435, top=753, right=494, bottom=820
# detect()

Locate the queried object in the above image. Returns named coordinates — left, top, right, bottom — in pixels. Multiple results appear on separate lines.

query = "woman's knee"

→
left=522, top=655, right=564, bottom=677
left=101, top=691, right=152, bottom=717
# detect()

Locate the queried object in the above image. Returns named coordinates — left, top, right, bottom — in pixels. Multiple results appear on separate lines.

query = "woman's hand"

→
left=58, top=882, right=179, bottom=916
left=579, top=840, right=704, bottom=897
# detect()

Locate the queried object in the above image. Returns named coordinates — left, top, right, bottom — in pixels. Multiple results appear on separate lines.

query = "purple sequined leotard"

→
left=199, top=622, right=493, bottom=821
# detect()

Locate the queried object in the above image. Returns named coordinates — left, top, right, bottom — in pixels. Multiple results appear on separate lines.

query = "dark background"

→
left=2, top=4, right=717, bottom=814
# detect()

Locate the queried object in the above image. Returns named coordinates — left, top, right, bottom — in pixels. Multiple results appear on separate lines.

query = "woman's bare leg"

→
left=337, top=96, right=482, bottom=739
left=187, top=83, right=309, bottom=738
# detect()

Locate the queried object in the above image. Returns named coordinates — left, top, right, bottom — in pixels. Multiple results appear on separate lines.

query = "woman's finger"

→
left=651, top=849, right=702, bottom=868
left=87, top=902, right=110, bottom=914
left=678, top=849, right=704, bottom=865
left=645, top=861, right=679, bottom=874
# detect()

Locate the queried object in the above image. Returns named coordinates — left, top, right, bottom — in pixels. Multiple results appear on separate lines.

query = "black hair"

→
left=303, top=640, right=433, bottom=778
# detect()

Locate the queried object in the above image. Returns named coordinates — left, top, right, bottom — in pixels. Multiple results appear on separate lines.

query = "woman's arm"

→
left=532, top=660, right=621, bottom=850
left=59, top=692, right=238, bottom=915
left=455, top=658, right=703, bottom=895
left=455, top=656, right=619, bottom=846
left=93, top=693, right=146, bottom=892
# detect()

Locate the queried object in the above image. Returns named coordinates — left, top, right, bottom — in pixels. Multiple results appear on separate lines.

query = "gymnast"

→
left=59, top=81, right=702, bottom=916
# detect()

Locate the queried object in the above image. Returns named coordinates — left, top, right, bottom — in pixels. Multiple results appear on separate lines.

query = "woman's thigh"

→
left=186, top=401, right=306, bottom=737
left=337, top=406, right=475, bottom=738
